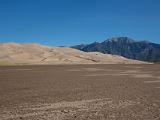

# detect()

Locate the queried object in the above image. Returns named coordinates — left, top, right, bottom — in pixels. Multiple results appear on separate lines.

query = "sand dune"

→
left=0, top=43, right=147, bottom=65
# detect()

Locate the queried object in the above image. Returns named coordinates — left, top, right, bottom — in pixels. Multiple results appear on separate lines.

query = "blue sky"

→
left=0, top=0, right=160, bottom=46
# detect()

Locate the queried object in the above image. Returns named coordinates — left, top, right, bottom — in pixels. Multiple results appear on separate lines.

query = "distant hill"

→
left=0, top=43, right=146, bottom=65
left=72, top=37, right=160, bottom=62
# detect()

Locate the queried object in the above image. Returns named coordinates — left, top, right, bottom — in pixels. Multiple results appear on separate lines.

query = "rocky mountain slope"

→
left=0, top=43, right=146, bottom=65
left=72, top=37, right=160, bottom=62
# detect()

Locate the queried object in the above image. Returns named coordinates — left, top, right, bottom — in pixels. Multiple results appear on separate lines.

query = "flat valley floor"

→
left=0, top=64, right=160, bottom=120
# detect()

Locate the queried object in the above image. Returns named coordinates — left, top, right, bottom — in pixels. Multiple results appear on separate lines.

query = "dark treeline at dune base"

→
left=72, top=37, right=160, bottom=62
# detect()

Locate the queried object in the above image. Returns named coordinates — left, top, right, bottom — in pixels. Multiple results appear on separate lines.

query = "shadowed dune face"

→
left=0, top=43, right=148, bottom=65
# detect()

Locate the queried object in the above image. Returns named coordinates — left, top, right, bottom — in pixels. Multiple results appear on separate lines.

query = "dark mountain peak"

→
left=72, top=37, right=160, bottom=62
left=90, top=41, right=100, bottom=45
left=139, top=40, right=151, bottom=44
left=104, top=37, right=135, bottom=44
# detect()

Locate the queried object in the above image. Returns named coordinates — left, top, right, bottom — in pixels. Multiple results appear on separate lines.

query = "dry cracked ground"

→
left=0, top=64, right=160, bottom=120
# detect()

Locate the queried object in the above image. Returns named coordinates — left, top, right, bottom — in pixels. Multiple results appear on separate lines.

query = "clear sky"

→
left=0, top=0, right=160, bottom=46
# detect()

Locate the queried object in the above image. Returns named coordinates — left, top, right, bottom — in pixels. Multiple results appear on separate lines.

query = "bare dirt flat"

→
left=0, top=64, right=160, bottom=120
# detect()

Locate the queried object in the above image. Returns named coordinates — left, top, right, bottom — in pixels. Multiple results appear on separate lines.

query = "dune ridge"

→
left=0, top=43, right=148, bottom=65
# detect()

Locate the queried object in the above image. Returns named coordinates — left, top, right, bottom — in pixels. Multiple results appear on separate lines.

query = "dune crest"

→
left=0, top=43, right=147, bottom=65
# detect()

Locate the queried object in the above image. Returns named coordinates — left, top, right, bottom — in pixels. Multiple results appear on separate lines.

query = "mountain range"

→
left=0, top=43, right=146, bottom=65
left=72, top=37, right=160, bottom=62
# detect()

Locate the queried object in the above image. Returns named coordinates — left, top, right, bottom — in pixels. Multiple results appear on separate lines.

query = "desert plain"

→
left=0, top=64, right=160, bottom=120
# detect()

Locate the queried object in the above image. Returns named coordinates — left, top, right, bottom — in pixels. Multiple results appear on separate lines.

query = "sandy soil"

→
left=0, top=64, right=160, bottom=120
